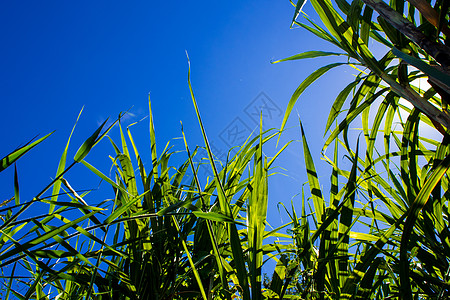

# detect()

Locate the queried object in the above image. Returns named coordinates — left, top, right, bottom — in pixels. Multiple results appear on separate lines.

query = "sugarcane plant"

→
left=270, top=0, right=450, bottom=298
left=0, top=60, right=296, bottom=299
left=2, top=0, right=450, bottom=298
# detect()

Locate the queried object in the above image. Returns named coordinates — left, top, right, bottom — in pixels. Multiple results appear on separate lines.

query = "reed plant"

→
left=0, top=61, right=293, bottom=299
left=2, top=1, right=450, bottom=298
left=270, top=0, right=450, bottom=298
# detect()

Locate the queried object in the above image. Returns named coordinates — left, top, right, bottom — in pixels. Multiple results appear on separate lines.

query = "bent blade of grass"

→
left=268, top=140, right=293, bottom=168
left=325, top=78, right=361, bottom=135
left=291, top=0, right=308, bottom=27
left=296, top=17, right=341, bottom=48
left=278, top=63, right=346, bottom=146
left=323, top=87, right=389, bottom=153
left=60, top=178, right=106, bottom=233
left=309, top=0, right=358, bottom=57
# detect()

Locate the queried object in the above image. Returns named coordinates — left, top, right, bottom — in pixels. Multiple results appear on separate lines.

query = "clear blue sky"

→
left=0, top=2, right=354, bottom=230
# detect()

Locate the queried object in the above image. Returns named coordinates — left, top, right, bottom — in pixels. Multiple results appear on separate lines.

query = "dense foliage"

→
left=1, top=0, right=449, bottom=299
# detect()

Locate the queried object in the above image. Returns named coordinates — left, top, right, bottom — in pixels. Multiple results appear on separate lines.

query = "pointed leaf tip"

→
left=0, top=132, right=53, bottom=173
left=74, top=119, right=109, bottom=162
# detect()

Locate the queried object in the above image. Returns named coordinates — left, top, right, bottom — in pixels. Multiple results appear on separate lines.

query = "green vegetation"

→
left=1, top=0, right=450, bottom=298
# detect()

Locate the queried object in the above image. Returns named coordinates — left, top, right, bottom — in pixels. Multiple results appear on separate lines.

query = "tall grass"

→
left=2, top=1, right=450, bottom=298
left=272, top=0, right=450, bottom=298
left=0, top=85, right=291, bottom=299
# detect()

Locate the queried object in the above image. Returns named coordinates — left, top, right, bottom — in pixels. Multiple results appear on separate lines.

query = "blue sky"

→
left=0, top=1, right=355, bottom=232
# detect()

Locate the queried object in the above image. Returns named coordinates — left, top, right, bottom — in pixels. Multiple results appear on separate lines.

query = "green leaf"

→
left=73, top=119, right=109, bottom=162
left=14, top=165, right=19, bottom=206
left=337, top=139, right=359, bottom=288
left=50, top=108, right=83, bottom=211
left=0, top=132, right=53, bottom=172
left=0, top=211, right=97, bottom=265
left=192, top=211, right=238, bottom=223
left=279, top=62, right=346, bottom=144
left=324, top=77, right=361, bottom=134
left=80, top=160, right=128, bottom=195
left=399, top=154, right=450, bottom=297
left=247, top=115, right=268, bottom=300
left=392, top=47, right=450, bottom=88
left=272, top=51, right=345, bottom=64
left=300, top=120, right=325, bottom=223
left=291, top=0, right=308, bottom=27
